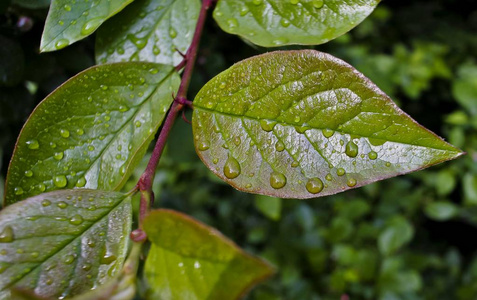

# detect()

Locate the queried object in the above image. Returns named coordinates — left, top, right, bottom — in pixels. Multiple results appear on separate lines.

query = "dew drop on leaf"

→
left=322, top=128, right=334, bottom=138
left=260, top=119, right=277, bottom=132
left=60, top=129, right=70, bottom=138
left=54, top=152, right=64, bottom=160
left=54, top=175, right=68, bottom=188
left=345, top=141, right=359, bottom=158
left=198, top=141, right=210, bottom=151
left=42, top=199, right=51, bottom=207
left=306, top=178, right=324, bottom=194
left=69, top=215, right=84, bottom=225
left=337, top=168, right=346, bottom=176
left=0, top=226, right=14, bottom=243
left=368, top=151, right=378, bottom=160
left=14, top=187, right=23, bottom=195
left=24, top=170, right=33, bottom=177
left=347, top=178, right=357, bottom=187
left=224, top=156, right=241, bottom=179
left=26, top=139, right=39, bottom=150
left=313, top=0, right=324, bottom=9
left=64, top=255, right=75, bottom=264
left=57, top=201, right=68, bottom=209
left=270, top=171, right=287, bottom=189
left=325, top=173, right=333, bottom=181
left=75, top=177, right=87, bottom=187
left=81, top=18, right=102, bottom=36
left=275, top=141, right=285, bottom=152
left=55, top=39, right=69, bottom=50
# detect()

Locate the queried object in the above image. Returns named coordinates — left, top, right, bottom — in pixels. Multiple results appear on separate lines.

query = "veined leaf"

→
left=213, top=0, right=379, bottom=47
left=143, top=209, right=274, bottom=300
left=4, top=63, right=180, bottom=205
left=192, top=50, right=463, bottom=199
left=96, top=0, right=200, bottom=66
left=0, top=189, right=132, bottom=299
left=40, top=0, right=134, bottom=52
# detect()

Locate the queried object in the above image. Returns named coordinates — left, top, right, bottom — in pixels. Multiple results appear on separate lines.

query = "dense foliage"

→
left=1, top=0, right=476, bottom=299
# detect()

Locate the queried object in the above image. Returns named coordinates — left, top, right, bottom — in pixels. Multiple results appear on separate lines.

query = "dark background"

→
left=1, top=0, right=477, bottom=299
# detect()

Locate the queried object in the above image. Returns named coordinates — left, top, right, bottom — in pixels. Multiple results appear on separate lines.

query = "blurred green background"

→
left=1, top=0, right=477, bottom=299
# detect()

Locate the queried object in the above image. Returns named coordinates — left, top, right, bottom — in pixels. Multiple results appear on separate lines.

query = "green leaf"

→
left=96, top=0, right=200, bottom=66
left=0, top=189, right=132, bottom=299
left=254, top=195, right=281, bottom=220
left=452, top=62, right=477, bottom=116
left=213, top=0, right=380, bottom=47
left=424, top=201, right=459, bottom=221
left=143, top=209, right=275, bottom=300
left=4, top=63, right=180, bottom=205
left=40, top=0, right=134, bottom=52
left=378, top=217, right=414, bottom=256
left=192, top=50, right=463, bottom=199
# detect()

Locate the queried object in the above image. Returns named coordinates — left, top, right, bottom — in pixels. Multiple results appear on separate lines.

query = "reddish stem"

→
left=137, top=0, right=215, bottom=226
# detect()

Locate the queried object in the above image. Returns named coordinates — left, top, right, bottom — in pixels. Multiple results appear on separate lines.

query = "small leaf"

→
left=424, top=201, right=459, bottom=221
left=0, top=189, right=132, bottom=299
left=192, top=50, right=463, bottom=199
left=40, top=0, right=134, bottom=52
left=213, top=0, right=379, bottom=47
left=4, top=63, right=179, bottom=205
left=143, top=209, right=275, bottom=300
left=96, top=0, right=200, bottom=66
left=254, top=195, right=281, bottom=221
left=378, top=217, right=414, bottom=256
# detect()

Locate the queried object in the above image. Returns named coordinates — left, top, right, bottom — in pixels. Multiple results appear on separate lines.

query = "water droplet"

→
left=119, top=105, right=129, bottom=112
left=337, top=168, right=346, bottom=176
left=54, top=152, right=64, bottom=160
left=54, top=175, right=68, bottom=188
left=153, top=45, right=161, bottom=55
left=169, top=28, right=177, bottom=38
left=46, top=278, right=53, bottom=285
left=272, top=37, right=289, bottom=46
left=63, top=4, right=71, bottom=11
left=57, top=201, right=68, bottom=209
left=368, top=151, right=378, bottom=160
left=270, top=171, right=286, bottom=189
left=76, top=128, right=84, bottom=135
left=41, top=199, right=51, bottom=207
left=345, top=141, right=359, bottom=158
left=14, top=187, right=23, bottom=195
left=38, top=183, right=46, bottom=192
left=134, top=120, right=142, bottom=128
left=55, top=39, right=69, bottom=50
left=313, top=0, right=324, bottom=9
left=322, top=128, right=334, bottom=138
left=88, top=145, right=95, bottom=151
left=0, top=226, right=14, bottom=242
left=233, top=136, right=241, bottom=146
left=75, top=176, right=87, bottom=187
left=291, top=161, right=299, bottom=168
left=290, top=0, right=299, bottom=4
left=227, top=18, right=238, bottom=29
left=260, top=119, right=277, bottom=132
left=325, top=173, right=333, bottom=181
left=82, top=263, right=92, bottom=271
left=275, top=141, right=285, bottom=152
left=294, top=116, right=301, bottom=123
left=347, top=178, right=357, bottom=187
left=25, top=170, right=33, bottom=177
left=58, top=20, right=64, bottom=26
left=50, top=142, right=57, bottom=148
left=223, top=156, right=241, bottom=179
left=69, top=215, right=84, bottom=225
left=280, top=19, right=291, bottom=27
left=240, top=6, right=249, bottom=16
left=60, top=129, right=70, bottom=138
left=31, top=252, right=39, bottom=258
left=252, top=0, right=263, bottom=5
left=26, top=139, right=39, bottom=150
left=295, top=125, right=309, bottom=134
left=385, top=162, right=391, bottom=167
left=64, top=255, right=75, bottom=264
left=100, top=85, right=108, bottom=91
left=198, top=141, right=209, bottom=151
left=149, top=68, right=159, bottom=74
left=81, top=18, right=102, bottom=35
left=101, top=253, right=117, bottom=265
left=306, top=178, right=324, bottom=194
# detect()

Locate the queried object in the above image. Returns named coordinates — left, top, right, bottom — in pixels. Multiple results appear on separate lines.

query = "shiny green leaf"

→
left=192, top=50, right=463, bottom=198
left=96, top=0, right=200, bottom=66
left=378, top=217, right=414, bottom=256
left=40, top=0, right=134, bottom=52
left=143, top=209, right=275, bottom=300
left=4, top=63, right=179, bottom=205
left=0, top=189, right=132, bottom=299
left=213, top=0, right=380, bottom=47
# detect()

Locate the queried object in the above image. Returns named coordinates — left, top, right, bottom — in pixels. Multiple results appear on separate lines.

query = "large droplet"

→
left=322, top=128, right=334, bottom=138
left=227, top=18, right=238, bottom=29
left=223, top=156, right=241, bottom=179
left=54, top=152, right=64, bottom=160
left=64, top=255, right=75, bottom=264
left=42, top=199, right=51, bottom=207
left=345, top=141, right=359, bottom=158
left=81, top=18, right=102, bottom=36
left=76, top=177, right=87, bottom=187
left=337, top=168, right=346, bottom=176
left=57, top=201, right=68, bottom=209
left=60, top=129, right=70, bottom=138
left=260, top=119, right=277, bottom=132
left=0, top=226, right=14, bottom=243
left=55, top=39, right=69, bottom=50
left=347, top=178, right=357, bottom=187
left=24, top=170, right=33, bottom=177
left=69, top=215, right=84, bottom=225
left=312, top=0, right=324, bottom=9
left=14, top=187, right=23, bottom=195
left=26, top=139, right=39, bottom=150
left=270, top=171, right=286, bottom=189
left=368, top=151, right=378, bottom=160
left=101, top=253, right=117, bottom=265
left=306, top=178, right=324, bottom=194
left=275, top=141, right=285, bottom=152
left=53, top=175, right=68, bottom=188
left=198, top=141, right=210, bottom=151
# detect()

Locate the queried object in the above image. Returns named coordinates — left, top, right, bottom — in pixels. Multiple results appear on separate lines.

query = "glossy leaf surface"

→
left=0, top=189, right=132, bottom=299
left=96, top=0, right=200, bottom=66
left=213, top=0, right=379, bottom=47
left=143, top=209, right=274, bottom=299
left=193, top=50, right=463, bottom=199
left=40, top=0, right=133, bottom=52
left=5, top=63, right=179, bottom=205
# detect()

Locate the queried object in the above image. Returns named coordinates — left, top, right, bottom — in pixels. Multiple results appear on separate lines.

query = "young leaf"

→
left=96, top=0, right=200, bottom=66
left=143, top=209, right=275, bottom=300
left=40, top=0, right=134, bottom=52
left=192, top=50, right=463, bottom=199
left=4, top=63, right=180, bottom=205
left=213, top=0, right=379, bottom=47
left=0, top=189, right=132, bottom=299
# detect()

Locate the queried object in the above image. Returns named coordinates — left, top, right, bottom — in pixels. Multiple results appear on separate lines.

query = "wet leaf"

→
left=96, top=0, right=200, bottom=66
left=40, top=0, right=134, bottom=52
left=143, top=209, right=275, bottom=300
left=192, top=50, right=463, bottom=199
left=0, top=189, right=132, bottom=299
left=213, top=0, right=379, bottom=47
left=4, top=63, right=179, bottom=205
